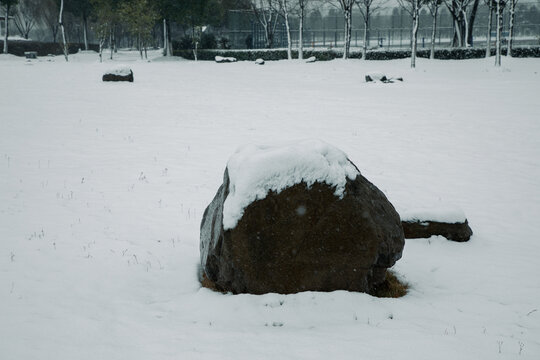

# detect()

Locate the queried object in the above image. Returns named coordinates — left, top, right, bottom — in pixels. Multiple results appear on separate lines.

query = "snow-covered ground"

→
left=1, top=50, right=539, bottom=359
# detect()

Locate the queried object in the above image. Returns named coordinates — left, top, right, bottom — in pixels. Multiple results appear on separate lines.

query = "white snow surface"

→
left=104, top=64, right=132, bottom=76
left=400, top=205, right=467, bottom=224
left=1, top=50, right=540, bottom=359
left=223, top=139, right=359, bottom=230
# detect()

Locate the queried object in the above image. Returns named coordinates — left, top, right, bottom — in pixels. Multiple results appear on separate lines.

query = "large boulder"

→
left=200, top=140, right=405, bottom=294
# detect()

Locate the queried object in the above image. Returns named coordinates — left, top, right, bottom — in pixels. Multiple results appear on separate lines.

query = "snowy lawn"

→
left=1, top=51, right=539, bottom=359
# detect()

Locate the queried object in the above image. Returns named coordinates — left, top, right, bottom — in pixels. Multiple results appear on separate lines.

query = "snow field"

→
left=1, top=51, right=539, bottom=359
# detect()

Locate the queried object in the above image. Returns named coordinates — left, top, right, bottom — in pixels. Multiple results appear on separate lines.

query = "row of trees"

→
left=248, top=0, right=523, bottom=67
left=1, top=0, right=526, bottom=66
left=1, top=0, right=246, bottom=59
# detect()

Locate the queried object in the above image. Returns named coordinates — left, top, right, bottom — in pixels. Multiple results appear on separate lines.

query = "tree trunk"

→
left=342, top=6, right=352, bottom=59
left=3, top=5, right=9, bottom=54
left=283, top=0, right=292, bottom=60
left=486, top=4, right=493, bottom=57
left=83, top=14, right=89, bottom=51
left=462, top=10, right=469, bottom=46
left=99, top=38, right=104, bottom=62
left=508, top=0, right=516, bottom=57
left=163, top=19, right=168, bottom=56
left=430, top=6, right=438, bottom=60
left=299, top=2, right=304, bottom=60
left=362, top=9, right=369, bottom=60
left=495, top=0, right=502, bottom=66
left=411, top=0, right=419, bottom=68
left=59, top=0, right=69, bottom=62
left=454, top=18, right=463, bottom=47
left=467, top=0, right=480, bottom=46
left=138, top=34, right=143, bottom=59
left=109, top=28, right=113, bottom=60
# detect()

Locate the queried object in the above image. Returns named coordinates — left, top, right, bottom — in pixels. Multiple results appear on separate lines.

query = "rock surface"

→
left=402, top=219, right=473, bottom=242
left=200, top=165, right=405, bottom=295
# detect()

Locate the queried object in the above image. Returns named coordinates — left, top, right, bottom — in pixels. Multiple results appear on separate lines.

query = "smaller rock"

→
left=305, top=56, right=317, bottom=63
left=255, top=58, right=265, bottom=65
left=102, top=66, right=134, bottom=82
left=400, top=207, right=472, bottom=242
left=215, top=56, right=237, bottom=63
left=365, top=72, right=387, bottom=82
left=365, top=72, right=403, bottom=83
left=402, top=220, right=473, bottom=242
left=24, top=51, right=38, bottom=59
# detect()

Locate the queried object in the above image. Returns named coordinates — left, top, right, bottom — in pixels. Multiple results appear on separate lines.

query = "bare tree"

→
left=298, top=0, right=306, bottom=59
left=494, top=0, right=505, bottom=66
left=1, top=0, right=18, bottom=54
left=250, top=0, right=280, bottom=48
left=426, top=0, right=441, bottom=59
left=42, top=0, right=59, bottom=43
left=466, top=0, right=480, bottom=46
left=334, top=0, right=354, bottom=59
left=443, top=0, right=473, bottom=47
left=507, top=0, right=517, bottom=57
left=484, top=0, right=495, bottom=57
left=355, top=0, right=386, bottom=60
left=13, top=0, right=40, bottom=39
left=398, top=0, right=424, bottom=68
left=276, top=0, right=293, bottom=59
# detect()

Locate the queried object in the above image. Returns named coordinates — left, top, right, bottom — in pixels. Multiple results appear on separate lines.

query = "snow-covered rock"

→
left=305, top=56, right=317, bottom=63
left=255, top=58, right=265, bottom=65
left=215, top=56, right=237, bottom=63
left=200, top=139, right=405, bottom=294
left=401, top=206, right=472, bottom=242
left=102, top=66, right=134, bottom=82
left=365, top=72, right=403, bottom=83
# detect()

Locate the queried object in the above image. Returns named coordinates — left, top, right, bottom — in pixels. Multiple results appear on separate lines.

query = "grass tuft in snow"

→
left=368, top=270, right=409, bottom=298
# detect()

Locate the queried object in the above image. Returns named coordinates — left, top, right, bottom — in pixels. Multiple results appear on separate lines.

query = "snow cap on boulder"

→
left=223, top=139, right=359, bottom=230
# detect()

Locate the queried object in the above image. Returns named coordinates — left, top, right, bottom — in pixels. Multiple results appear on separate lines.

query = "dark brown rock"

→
left=200, top=168, right=405, bottom=295
left=102, top=70, right=134, bottom=82
left=402, top=219, right=472, bottom=242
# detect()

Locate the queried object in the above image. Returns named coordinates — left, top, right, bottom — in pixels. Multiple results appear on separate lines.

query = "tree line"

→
left=1, top=0, right=528, bottom=66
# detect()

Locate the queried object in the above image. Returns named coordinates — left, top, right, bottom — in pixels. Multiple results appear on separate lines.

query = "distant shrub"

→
left=200, top=33, right=217, bottom=49
left=174, top=36, right=194, bottom=50
left=219, top=37, right=231, bottom=50
left=172, top=45, right=540, bottom=61
left=6, top=40, right=99, bottom=57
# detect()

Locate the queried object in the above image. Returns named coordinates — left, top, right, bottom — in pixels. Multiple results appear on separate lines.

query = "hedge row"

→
left=5, top=40, right=99, bottom=57
left=174, top=46, right=540, bottom=61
